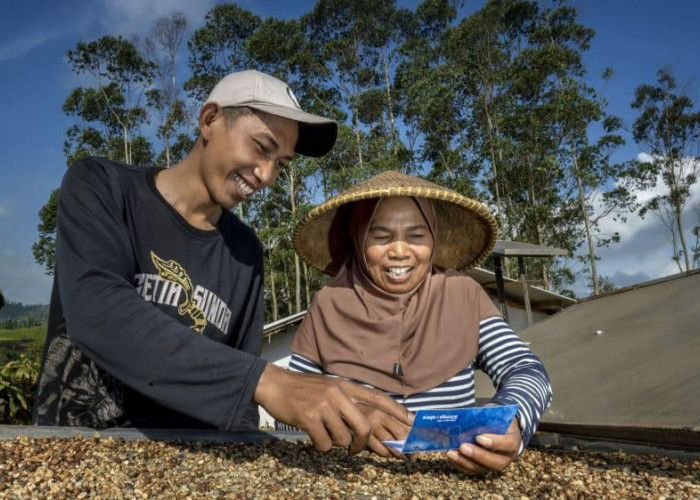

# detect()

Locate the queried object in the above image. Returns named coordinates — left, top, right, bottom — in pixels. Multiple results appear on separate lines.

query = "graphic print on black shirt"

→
left=134, top=251, right=233, bottom=334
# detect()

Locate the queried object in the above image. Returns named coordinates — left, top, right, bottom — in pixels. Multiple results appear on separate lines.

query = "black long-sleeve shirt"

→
left=33, top=157, right=267, bottom=430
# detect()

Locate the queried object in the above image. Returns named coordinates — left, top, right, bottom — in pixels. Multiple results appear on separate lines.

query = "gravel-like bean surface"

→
left=0, top=436, right=697, bottom=499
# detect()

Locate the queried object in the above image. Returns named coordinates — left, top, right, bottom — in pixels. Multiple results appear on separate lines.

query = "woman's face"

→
left=363, top=197, right=434, bottom=294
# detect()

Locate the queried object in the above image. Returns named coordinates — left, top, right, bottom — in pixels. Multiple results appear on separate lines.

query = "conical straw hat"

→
left=293, top=170, right=498, bottom=275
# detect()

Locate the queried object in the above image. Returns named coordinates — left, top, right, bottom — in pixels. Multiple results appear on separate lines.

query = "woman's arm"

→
left=475, top=316, right=553, bottom=449
left=448, top=316, right=552, bottom=475
left=288, top=353, right=326, bottom=375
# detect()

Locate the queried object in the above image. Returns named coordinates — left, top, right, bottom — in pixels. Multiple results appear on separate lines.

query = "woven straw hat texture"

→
left=293, top=171, right=498, bottom=275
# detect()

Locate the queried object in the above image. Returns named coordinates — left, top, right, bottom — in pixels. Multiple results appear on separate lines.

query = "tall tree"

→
left=539, top=3, right=633, bottom=295
left=66, top=36, right=155, bottom=164
left=395, top=0, right=462, bottom=185
left=34, top=36, right=156, bottom=276
left=440, top=0, right=533, bottom=237
left=144, top=12, right=192, bottom=167
left=185, top=4, right=261, bottom=103
left=630, top=68, right=700, bottom=271
left=303, top=0, right=406, bottom=183
left=32, top=189, right=60, bottom=276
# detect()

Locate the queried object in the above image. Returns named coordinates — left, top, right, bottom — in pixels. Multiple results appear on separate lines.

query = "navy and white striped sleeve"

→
left=288, top=353, right=325, bottom=375
left=475, top=316, right=552, bottom=450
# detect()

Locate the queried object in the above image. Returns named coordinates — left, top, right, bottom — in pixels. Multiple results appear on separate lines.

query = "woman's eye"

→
left=372, top=234, right=391, bottom=241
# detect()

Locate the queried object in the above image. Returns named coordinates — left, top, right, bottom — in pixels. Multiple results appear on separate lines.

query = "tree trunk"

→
left=303, top=260, right=311, bottom=309
left=352, top=34, right=364, bottom=171
left=265, top=216, right=278, bottom=322
left=353, top=111, right=364, bottom=171
left=269, top=264, right=278, bottom=322
left=383, top=50, right=399, bottom=156
left=676, top=203, right=691, bottom=271
left=526, top=156, right=549, bottom=290
left=575, top=160, right=599, bottom=294
left=485, top=111, right=506, bottom=235
left=164, top=131, right=171, bottom=167
left=287, top=168, right=301, bottom=312
left=283, top=262, right=293, bottom=316
left=123, top=127, right=129, bottom=164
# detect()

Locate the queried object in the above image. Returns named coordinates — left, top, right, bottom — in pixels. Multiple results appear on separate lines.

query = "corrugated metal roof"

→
left=520, top=270, right=700, bottom=428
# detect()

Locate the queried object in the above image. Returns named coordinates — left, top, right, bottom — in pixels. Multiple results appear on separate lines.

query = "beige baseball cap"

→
left=204, top=69, right=338, bottom=157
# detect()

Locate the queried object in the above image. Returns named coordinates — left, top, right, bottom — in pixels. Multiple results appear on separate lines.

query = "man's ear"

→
left=199, top=103, right=220, bottom=142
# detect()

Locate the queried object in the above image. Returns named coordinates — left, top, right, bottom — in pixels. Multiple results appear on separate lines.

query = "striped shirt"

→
left=286, top=316, right=552, bottom=449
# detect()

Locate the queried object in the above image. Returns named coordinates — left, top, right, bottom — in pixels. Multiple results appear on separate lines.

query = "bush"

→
left=0, top=354, right=40, bottom=424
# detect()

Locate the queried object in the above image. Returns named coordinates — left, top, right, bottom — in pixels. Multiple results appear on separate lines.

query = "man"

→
left=33, top=70, right=410, bottom=454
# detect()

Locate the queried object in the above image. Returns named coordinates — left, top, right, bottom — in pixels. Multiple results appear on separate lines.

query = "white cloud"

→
left=0, top=252, right=53, bottom=305
left=0, top=30, right=60, bottom=63
left=637, top=152, right=653, bottom=163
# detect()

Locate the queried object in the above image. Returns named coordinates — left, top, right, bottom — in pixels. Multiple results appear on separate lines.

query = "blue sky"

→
left=0, top=0, right=699, bottom=304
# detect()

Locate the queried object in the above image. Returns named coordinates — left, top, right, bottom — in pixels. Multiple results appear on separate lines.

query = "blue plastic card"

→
left=383, top=405, right=518, bottom=454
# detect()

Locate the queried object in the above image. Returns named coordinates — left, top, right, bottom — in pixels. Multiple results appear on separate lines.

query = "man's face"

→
left=201, top=107, right=298, bottom=209
left=363, top=197, right=434, bottom=294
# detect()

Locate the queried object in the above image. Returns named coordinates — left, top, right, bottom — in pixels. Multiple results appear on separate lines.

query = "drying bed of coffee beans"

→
left=0, top=436, right=697, bottom=499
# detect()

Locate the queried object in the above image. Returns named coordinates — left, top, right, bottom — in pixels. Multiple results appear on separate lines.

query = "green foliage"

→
left=0, top=323, right=45, bottom=425
left=32, top=188, right=59, bottom=275
left=0, top=354, right=41, bottom=424
left=185, top=4, right=262, bottom=103
left=35, top=0, right=669, bottom=319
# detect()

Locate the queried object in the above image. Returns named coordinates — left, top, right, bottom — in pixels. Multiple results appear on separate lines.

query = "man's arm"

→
left=227, top=249, right=265, bottom=430
left=287, top=352, right=411, bottom=457
left=254, top=363, right=413, bottom=454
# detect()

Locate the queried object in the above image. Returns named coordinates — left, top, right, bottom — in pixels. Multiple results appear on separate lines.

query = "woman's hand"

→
left=446, top=418, right=521, bottom=475
left=358, top=403, right=413, bottom=458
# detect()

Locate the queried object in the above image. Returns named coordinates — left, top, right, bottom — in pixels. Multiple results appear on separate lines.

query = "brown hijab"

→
left=291, top=197, right=502, bottom=396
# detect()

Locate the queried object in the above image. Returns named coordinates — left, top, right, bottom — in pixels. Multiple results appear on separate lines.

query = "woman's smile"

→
left=384, top=266, right=414, bottom=282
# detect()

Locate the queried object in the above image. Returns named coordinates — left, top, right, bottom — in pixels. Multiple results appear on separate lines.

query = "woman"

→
left=289, top=171, right=552, bottom=475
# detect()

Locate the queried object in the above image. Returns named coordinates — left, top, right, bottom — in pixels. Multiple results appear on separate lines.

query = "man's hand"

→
left=253, top=364, right=412, bottom=454
left=357, top=403, right=413, bottom=458
left=446, top=418, right=521, bottom=475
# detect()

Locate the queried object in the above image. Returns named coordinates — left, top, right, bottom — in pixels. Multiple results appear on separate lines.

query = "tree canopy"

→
left=33, top=0, right=699, bottom=319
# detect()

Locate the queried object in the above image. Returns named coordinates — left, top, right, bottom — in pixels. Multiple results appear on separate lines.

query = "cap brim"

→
left=248, top=103, right=338, bottom=157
